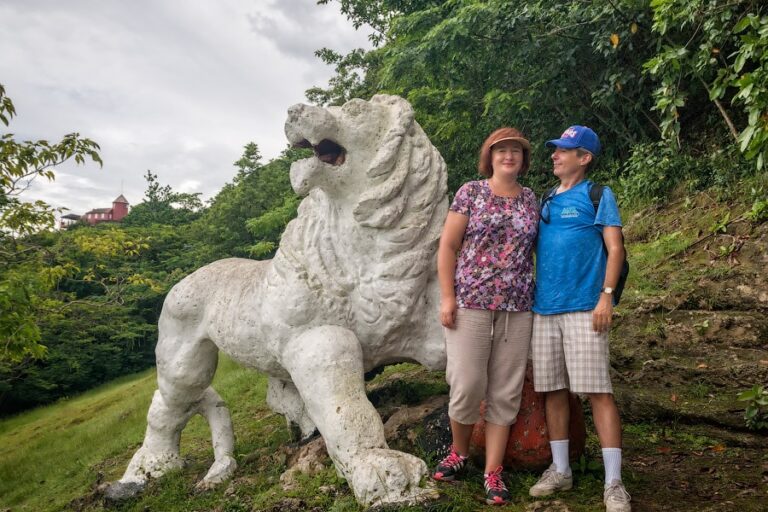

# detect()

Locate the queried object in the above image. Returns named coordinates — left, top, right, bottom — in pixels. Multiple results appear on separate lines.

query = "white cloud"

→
left=249, top=0, right=369, bottom=64
left=178, top=180, right=203, bottom=194
left=0, top=0, right=371, bottom=216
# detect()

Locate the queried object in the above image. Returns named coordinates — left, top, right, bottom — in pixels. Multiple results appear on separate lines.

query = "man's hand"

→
left=440, top=297, right=458, bottom=329
left=592, top=293, right=613, bottom=332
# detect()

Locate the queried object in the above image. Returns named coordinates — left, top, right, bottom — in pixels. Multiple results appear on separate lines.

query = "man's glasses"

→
left=540, top=195, right=554, bottom=224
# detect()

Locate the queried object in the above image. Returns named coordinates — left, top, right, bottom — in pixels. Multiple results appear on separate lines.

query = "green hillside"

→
left=0, top=356, right=275, bottom=512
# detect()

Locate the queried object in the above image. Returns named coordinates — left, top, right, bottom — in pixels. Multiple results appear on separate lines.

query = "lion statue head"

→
left=277, top=95, right=448, bottom=368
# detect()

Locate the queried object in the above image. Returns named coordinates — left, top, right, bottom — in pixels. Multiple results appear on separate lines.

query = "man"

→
left=529, top=126, right=631, bottom=512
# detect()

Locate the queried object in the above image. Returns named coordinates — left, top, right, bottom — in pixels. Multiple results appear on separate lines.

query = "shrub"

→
left=737, top=385, right=768, bottom=430
left=619, top=142, right=696, bottom=204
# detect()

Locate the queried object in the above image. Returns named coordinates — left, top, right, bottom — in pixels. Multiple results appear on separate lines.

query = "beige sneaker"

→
left=604, top=480, right=631, bottom=512
left=529, top=464, right=573, bottom=496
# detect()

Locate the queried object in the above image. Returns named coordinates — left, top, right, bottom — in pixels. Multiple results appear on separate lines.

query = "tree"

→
left=193, top=144, right=307, bottom=260
left=0, top=301, right=156, bottom=414
left=1, top=219, right=204, bottom=415
left=315, top=0, right=765, bottom=196
left=0, top=84, right=102, bottom=363
left=314, top=1, right=661, bottom=191
left=644, top=0, right=767, bottom=170
left=122, top=171, right=203, bottom=227
left=1, top=84, right=102, bottom=237
left=233, top=142, right=262, bottom=178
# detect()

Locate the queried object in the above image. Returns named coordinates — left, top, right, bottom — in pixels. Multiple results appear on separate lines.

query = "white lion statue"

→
left=107, top=95, right=448, bottom=506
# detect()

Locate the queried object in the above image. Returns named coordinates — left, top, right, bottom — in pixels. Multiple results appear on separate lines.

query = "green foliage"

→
left=645, top=0, right=768, bottom=170
left=193, top=144, right=306, bottom=260
left=736, top=385, right=768, bottom=430
left=317, top=0, right=443, bottom=45
left=618, top=140, right=755, bottom=205
left=0, top=132, right=310, bottom=414
left=572, top=454, right=603, bottom=476
left=745, top=197, right=768, bottom=222
left=0, top=138, right=309, bottom=413
left=316, top=0, right=766, bottom=204
left=710, top=211, right=731, bottom=234
left=246, top=195, right=299, bottom=258
left=306, top=48, right=375, bottom=106
left=619, top=142, right=697, bottom=203
left=0, top=84, right=101, bottom=364
left=0, top=220, right=203, bottom=413
left=0, top=84, right=102, bottom=236
left=0, top=302, right=156, bottom=414
left=0, top=265, right=49, bottom=362
left=694, top=318, right=710, bottom=336
left=233, top=141, right=262, bottom=176
left=316, top=0, right=664, bottom=194
left=0, top=198, right=57, bottom=238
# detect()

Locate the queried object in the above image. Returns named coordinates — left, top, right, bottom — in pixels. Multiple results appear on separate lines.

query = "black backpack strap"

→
left=588, top=183, right=604, bottom=212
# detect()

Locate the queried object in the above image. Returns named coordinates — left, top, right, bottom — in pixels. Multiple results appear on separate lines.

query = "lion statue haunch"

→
left=107, top=95, right=448, bottom=506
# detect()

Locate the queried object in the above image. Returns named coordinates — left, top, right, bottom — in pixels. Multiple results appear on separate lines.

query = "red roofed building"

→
left=83, top=194, right=130, bottom=225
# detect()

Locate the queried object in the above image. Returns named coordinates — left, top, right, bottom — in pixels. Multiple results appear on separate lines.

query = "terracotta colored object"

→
left=470, top=364, right=586, bottom=470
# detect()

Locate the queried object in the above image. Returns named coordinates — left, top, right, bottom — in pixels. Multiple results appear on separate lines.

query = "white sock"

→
left=602, top=448, right=622, bottom=485
left=550, top=440, right=571, bottom=475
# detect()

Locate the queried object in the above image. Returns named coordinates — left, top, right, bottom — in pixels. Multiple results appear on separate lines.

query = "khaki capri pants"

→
left=445, top=308, right=532, bottom=426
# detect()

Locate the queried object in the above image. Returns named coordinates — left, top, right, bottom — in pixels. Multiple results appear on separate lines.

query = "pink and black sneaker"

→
left=484, top=466, right=511, bottom=505
left=432, top=446, right=468, bottom=481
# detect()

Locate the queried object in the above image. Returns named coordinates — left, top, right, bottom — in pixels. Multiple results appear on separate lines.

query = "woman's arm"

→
left=437, top=211, right=469, bottom=328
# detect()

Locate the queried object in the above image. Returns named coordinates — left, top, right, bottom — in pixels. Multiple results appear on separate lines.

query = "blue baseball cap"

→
left=545, top=125, right=601, bottom=156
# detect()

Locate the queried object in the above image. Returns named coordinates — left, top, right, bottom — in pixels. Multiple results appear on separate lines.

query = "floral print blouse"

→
left=450, top=180, right=539, bottom=311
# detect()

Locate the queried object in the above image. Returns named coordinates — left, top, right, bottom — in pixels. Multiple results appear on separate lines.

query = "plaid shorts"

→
left=532, top=311, right=613, bottom=394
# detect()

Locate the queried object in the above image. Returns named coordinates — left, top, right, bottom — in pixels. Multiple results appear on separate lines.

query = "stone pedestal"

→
left=470, top=364, right=586, bottom=470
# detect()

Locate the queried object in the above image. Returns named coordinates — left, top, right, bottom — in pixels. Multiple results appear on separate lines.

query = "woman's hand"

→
left=440, top=297, right=458, bottom=329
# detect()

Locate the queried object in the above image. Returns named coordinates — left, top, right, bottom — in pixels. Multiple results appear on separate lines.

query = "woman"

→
left=432, top=127, right=539, bottom=505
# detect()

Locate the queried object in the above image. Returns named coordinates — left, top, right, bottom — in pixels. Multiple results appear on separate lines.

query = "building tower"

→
left=112, top=194, right=129, bottom=221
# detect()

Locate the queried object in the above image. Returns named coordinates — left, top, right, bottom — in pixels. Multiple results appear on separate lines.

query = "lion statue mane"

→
left=107, top=95, right=448, bottom=506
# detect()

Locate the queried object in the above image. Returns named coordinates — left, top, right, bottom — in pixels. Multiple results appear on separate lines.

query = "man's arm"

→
left=592, top=226, right=624, bottom=332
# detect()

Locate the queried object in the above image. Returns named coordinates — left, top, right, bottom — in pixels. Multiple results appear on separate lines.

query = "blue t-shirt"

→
left=533, top=180, right=622, bottom=315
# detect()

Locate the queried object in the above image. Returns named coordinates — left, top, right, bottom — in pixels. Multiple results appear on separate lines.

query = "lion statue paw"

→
left=195, top=455, right=237, bottom=491
left=347, top=448, right=438, bottom=506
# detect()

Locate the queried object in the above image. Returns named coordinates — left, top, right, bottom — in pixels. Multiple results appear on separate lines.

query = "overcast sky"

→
left=0, top=0, right=371, bottom=215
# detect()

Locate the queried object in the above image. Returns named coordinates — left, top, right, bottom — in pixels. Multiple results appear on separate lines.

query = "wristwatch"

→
left=601, top=287, right=614, bottom=295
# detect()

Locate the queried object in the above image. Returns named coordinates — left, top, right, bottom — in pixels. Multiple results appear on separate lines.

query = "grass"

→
left=623, top=422, right=722, bottom=452
left=0, top=369, right=156, bottom=510
left=617, top=190, right=753, bottom=307
left=368, top=362, right=449, bottom=408
left=620, top=229, right=696, bottom=304
left=412, top=465, right=610, bottom=512
left=641, top=315, right=667, bottom=339
left=0, top=355, right=269, bottom=512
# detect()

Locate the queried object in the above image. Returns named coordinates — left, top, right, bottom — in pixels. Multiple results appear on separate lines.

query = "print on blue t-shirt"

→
left=533, top=180, right=622, bottom=315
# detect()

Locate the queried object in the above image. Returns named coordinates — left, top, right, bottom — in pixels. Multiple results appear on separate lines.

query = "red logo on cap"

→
left=562, top=128, right=578, bottom=139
